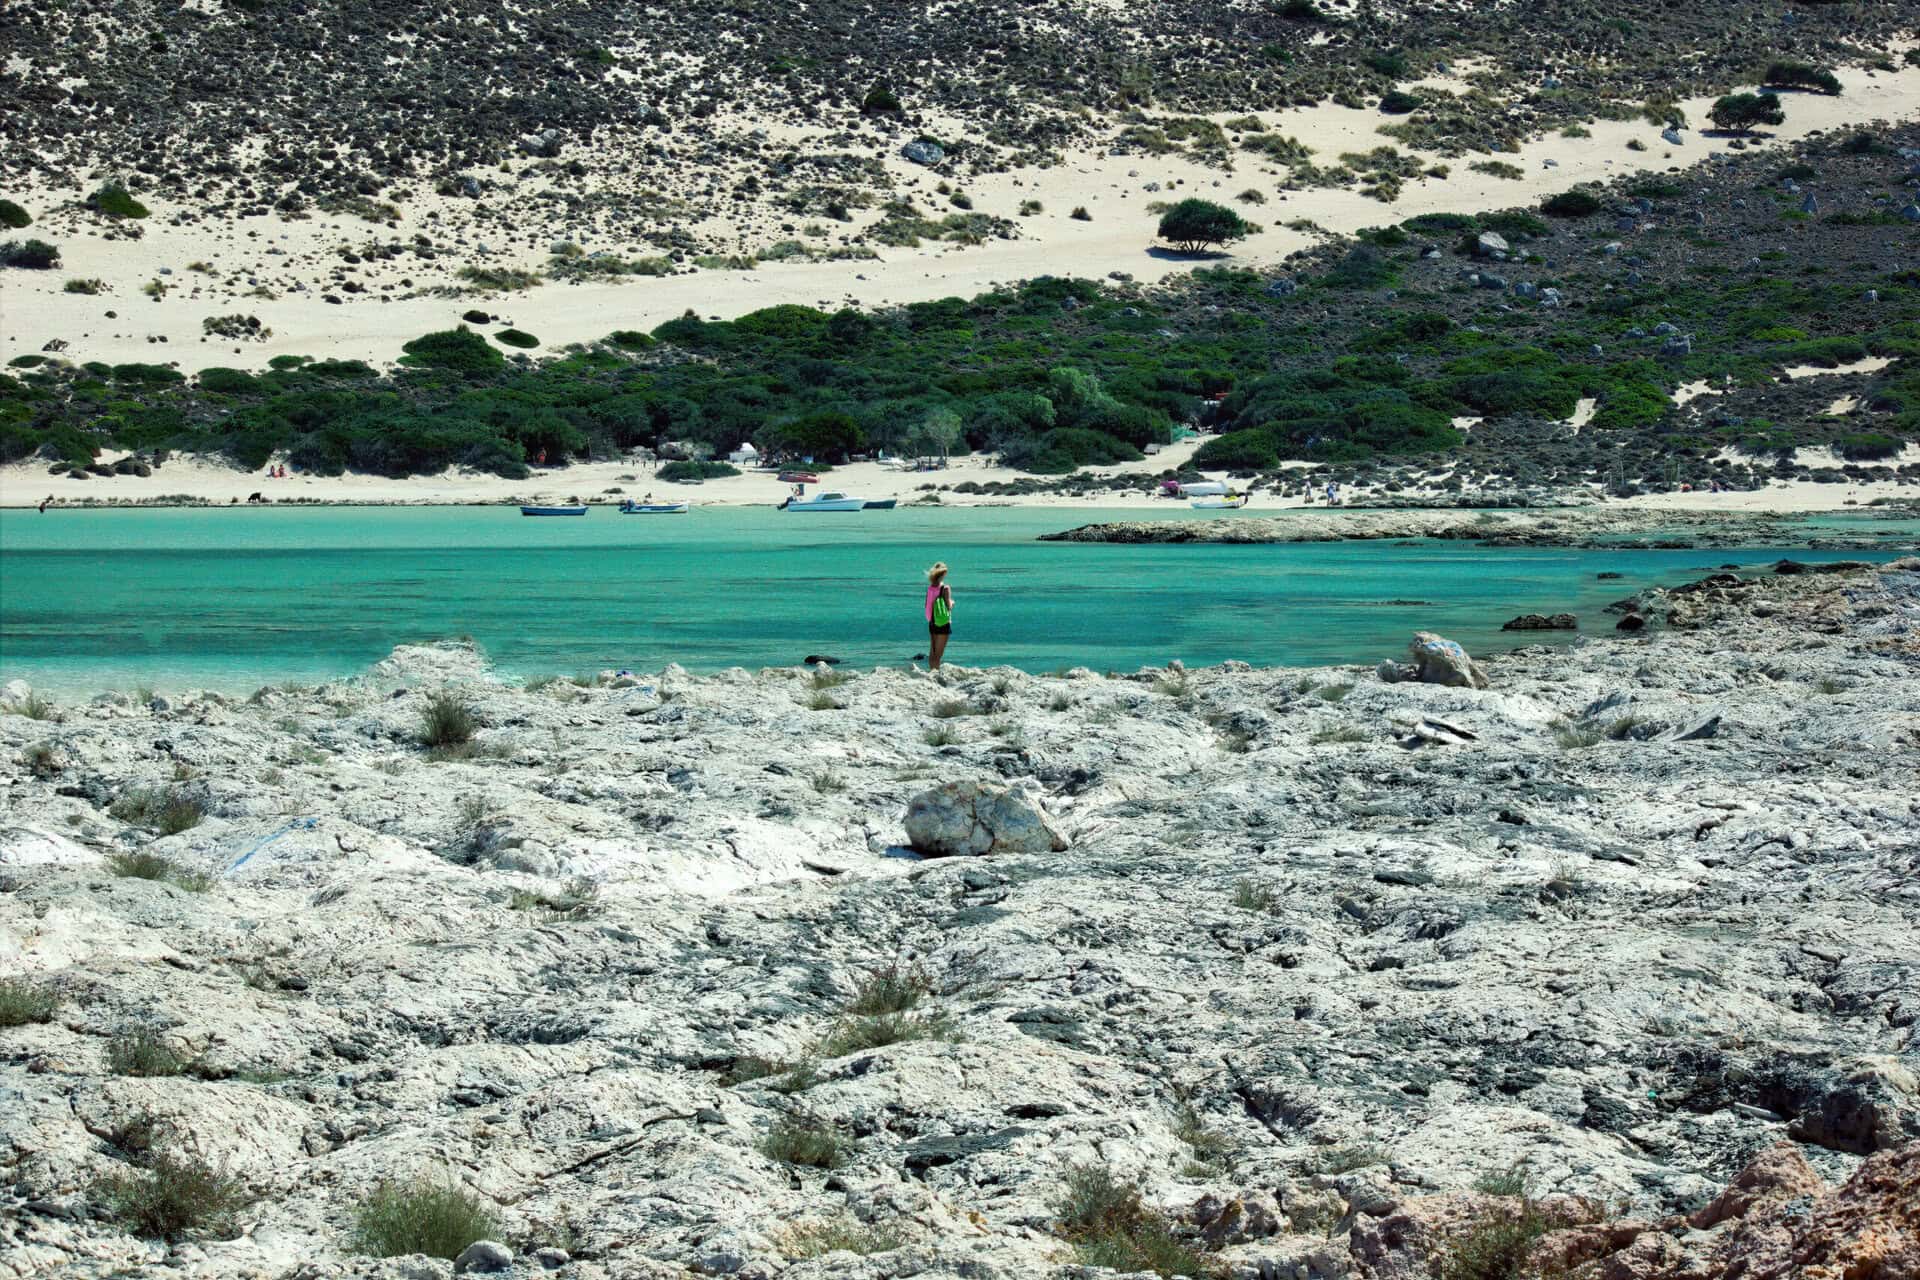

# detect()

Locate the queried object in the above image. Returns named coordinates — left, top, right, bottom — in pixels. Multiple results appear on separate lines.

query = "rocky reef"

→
left=2, top=560, right=1917, bottom=1279
left=1039, top=507, right=1920, bottom=551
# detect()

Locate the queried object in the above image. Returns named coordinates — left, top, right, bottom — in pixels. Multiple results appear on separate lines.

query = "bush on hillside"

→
left=1540, top=189, right=1602, bottom=217
left=0, top=198, right=30, bottom=229
left=89, top=182, right=150, bottom=219
left=1762, top=62, right=1841, bottom=95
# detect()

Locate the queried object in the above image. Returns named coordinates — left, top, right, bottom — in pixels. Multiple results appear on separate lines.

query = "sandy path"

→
left=5, top=62, right=1920, bottom=371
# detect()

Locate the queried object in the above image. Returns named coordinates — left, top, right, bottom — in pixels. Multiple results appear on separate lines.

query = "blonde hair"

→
left=925, top=562, right=948, bottom=581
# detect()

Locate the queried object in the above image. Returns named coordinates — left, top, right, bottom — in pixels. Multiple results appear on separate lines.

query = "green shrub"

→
left=760, top=1115, right=847, bottom=1168
left=419, top=693, right=478, bottom=748
left=1378, top=90, right=1421, bottom=115
left=1, top=689, right=57, bottom=720
left=1762, top=62, right=1841, bottom=95
left=106, top=1028, right=195, bottom=1077
left=779, top=1217, right=905, bottom=1258
left=0, top=239, right=61, bottom=269
left=1055, top=1166, right=1205, bottom=1278
left=493, top=328, right=539, bottom=349
left=816, top=1010, right=956, bottom=1057
left=352, top=1177, right=500, bottom=1259
left=846, top=960, right=934, bottom=1015
left=861, top=80, right=902, bottom=114
left=0, top=198, right=29, bottom=229
left=399, top=327, right=504, bottom=374
left=89, top=183, right=150, bottom=219
left=1158, top=199, right=1251, bottom=253
left=607, top=330, right=654, bottom=350
left=107, top=788, right=206, bottom=836
left=1709, top=93, right=1785, bottom=134
left=657, top=459, right=740, bottom=482
left=1540, top=189, right=1602, bottom=217
left=0, top=977, right=58, bottom=1026
left=95, top=1149, right=252, bottom=1240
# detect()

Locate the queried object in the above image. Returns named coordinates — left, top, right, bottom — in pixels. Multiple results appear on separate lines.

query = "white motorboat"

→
left=779, top=491, right=869, bottom=512
left=1190, top=494, right=1249, bottom=510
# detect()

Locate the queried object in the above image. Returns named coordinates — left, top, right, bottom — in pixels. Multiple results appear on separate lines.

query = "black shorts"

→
left=930, top=623, right=951, bottom=635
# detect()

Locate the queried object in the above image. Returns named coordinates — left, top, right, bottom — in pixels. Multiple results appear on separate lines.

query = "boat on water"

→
left=1190, top=494, right=1249, bottom=510
left=520, top=505, right=589, bottom=516
left=862, top=498, right=898, bottom=510
left=779, top=491, right=870, bottom=512
left=618, top=501, right=689, bottom=514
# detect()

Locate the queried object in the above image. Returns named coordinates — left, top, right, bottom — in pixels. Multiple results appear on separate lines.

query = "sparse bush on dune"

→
left=0, top=198, right=30, bottom=228
left=0, top=238, right=61, bottom=269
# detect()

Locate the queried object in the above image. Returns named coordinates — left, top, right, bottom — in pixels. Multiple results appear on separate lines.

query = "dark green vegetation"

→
left=0, top=198, right=29, bottom=228
left=88, top=181, right=150, bottom=219
left=352, top=1178, right=501, bottom=1259
left=1709, top=92, right=1786, bottom=134
left=4, top=129, right=1917, bottom=491
left=1054, top=1165, right=1206, bottom=1277
left=1, top=239, right=60, bottom=269
left=1157, top=198, right=1253, bottom=253
left=1762, top=61, right=1841, bottom=95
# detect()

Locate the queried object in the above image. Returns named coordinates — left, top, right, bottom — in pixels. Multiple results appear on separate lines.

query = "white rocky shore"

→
left=2, top=561, right=1918, bottom=1280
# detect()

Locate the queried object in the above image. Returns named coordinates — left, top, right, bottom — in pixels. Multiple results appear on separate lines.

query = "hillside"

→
left=5, top=120, right=1920, bottom=497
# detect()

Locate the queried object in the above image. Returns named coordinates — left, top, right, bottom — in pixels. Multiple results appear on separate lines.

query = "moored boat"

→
left=779, top=491, right=869, bottom=512
left=619, top=501, right=689, bottom=514
left=862, top=498, right=898, bottom=510
left=1190, top=494, right=1248, bottom=510
left=521, top=505, right=589, bottom=516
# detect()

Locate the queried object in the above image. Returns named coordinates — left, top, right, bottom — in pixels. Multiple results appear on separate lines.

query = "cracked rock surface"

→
left=1, top=561, right=1916, bottom=1278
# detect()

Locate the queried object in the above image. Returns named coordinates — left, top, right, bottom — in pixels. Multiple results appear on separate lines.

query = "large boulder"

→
left=904, top=781, right=1067, bottom=857
left=1379, top=632, right=1490, bottom=689
left=1501, top=612, right=1577, bottom=631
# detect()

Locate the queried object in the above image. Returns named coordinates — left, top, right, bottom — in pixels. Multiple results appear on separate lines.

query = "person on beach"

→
left=924, top=562, right=955, bottom=670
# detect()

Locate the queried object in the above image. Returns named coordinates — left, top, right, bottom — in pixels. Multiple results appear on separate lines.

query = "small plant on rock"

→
left=1054, top=1165, right=1205, bottom=1277
left=804, top=690, right=844, bottom=711
left=845, top=959, right=934, bottom=1015
left=1232, top=878, right=1279, bottom=913
left=779, top=1216, right=906, bottom=1258
left=95, top=1148, right=252, bottom=1240
left=352, top=1176, right=500, bottom=1259
left=420, top=693, right=478, bottom=749
left=0, top=977, right=58, bottom=1026
left=760, top=1114, right=847, bottom=1168
left=817, top=1008, right=958, bottom=1058
left=106, top=1028, right=196, bottom=1078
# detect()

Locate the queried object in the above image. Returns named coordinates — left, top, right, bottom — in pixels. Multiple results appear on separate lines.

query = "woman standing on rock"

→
left=925, top=562, right=955, bottom=670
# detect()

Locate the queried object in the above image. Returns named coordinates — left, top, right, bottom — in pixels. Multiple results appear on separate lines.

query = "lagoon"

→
left=0, top=505, right=1898, bottom=693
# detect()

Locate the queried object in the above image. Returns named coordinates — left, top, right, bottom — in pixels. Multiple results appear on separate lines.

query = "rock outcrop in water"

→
left=1038, top=508, right=1920, bottom=552
left=1, top=561, right=1917, bottom=1278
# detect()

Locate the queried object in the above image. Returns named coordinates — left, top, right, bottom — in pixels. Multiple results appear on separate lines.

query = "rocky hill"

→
left=1, top=558, right=1916, bottom=1277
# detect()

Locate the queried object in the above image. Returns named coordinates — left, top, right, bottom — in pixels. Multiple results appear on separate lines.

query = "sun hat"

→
left=925, top=561, right=949, bottom=579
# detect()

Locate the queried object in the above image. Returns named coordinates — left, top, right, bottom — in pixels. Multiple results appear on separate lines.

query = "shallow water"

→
left=0, top=506, right=1901, bottom=692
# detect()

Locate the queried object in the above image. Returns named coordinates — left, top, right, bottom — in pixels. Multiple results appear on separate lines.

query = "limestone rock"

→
left=1404, top=632, right=1490, bottom=689
left=904, top=780, right=1067, bottom=856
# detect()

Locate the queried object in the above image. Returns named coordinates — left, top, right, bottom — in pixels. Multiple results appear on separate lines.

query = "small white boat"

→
left=1190, top=494, right=1249, bottom=510
left=619, top=501, right=689, bottom=514
left=779, top=491, right=869, bottom=512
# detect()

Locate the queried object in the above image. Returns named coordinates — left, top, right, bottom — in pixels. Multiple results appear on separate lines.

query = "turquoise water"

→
left=0, top=506, right=1907, bottom=692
